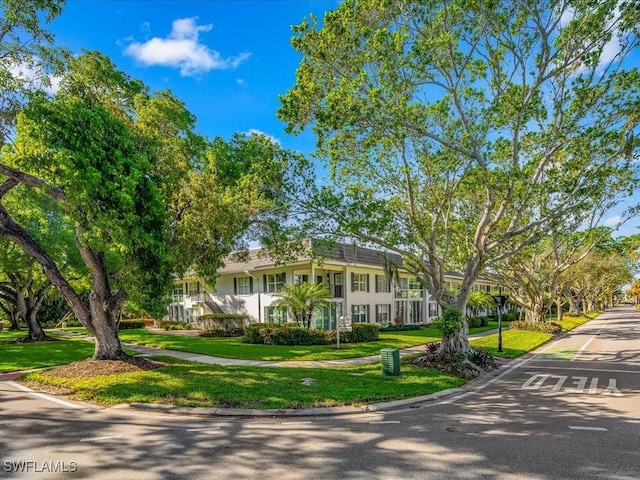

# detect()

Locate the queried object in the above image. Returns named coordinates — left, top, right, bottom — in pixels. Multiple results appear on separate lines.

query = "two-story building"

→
left=167, top=240, right=498, bottom=328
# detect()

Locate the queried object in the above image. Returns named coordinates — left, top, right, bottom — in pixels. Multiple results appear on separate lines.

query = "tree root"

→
left=411, top=342, right=498, bottom=380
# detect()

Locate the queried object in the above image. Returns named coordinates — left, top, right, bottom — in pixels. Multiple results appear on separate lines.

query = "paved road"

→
left=1, top=306, right=639, bottom=479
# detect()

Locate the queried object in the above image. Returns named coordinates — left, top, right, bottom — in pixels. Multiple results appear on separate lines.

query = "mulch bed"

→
left=41, top=356, right=165, bottom=378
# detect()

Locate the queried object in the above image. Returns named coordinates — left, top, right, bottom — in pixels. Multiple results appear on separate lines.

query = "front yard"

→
left=1, top=314, right=593, bottom=410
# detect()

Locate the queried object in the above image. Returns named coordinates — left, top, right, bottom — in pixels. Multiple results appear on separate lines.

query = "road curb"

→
left=123, top=386, right=467, bottom=417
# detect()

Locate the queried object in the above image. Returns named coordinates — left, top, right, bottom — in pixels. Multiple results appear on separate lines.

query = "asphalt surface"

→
left=1, top=306, right=638, bottom=479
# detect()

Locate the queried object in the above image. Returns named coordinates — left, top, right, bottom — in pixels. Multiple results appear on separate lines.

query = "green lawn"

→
left=470, top=314, right=595, bottom=358
left=116, top=329, right=440, bottom=361
left=0, top=332, right=95, bottom=372
left=471, top=330, right=554, bottom=358
left=6, top=316, right=596, bottom=410
left=21, top=356, right=465, bottom=409
left=556, top=315, right=592, bottom=332
left=116, top=323, right=499, bottom=362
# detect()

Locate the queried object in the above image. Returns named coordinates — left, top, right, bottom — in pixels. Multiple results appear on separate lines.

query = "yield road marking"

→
left=522, top=374, right=623, bottom=396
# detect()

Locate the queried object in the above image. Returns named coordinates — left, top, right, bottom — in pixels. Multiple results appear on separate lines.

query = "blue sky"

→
left=48, top=0, right=339, bottom=158
left=45, top=0, right=638, bottom=238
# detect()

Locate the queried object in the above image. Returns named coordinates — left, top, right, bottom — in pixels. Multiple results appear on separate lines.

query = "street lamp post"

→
left=491, top=294, right=509, bottom=354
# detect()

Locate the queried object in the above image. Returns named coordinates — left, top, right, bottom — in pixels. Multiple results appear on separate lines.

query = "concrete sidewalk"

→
left=50, top=327, right=505, bottom=368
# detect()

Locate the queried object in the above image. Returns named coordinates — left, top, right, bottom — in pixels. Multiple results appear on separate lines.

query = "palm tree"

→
left=273, top=282, right=331, bottom=329
left=467, top=290, right=495, bottom=318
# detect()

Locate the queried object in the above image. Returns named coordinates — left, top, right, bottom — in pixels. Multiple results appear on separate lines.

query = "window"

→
left=429, top=302, right=439, bottom=318
left=266, top=306, right=286, bottom=324
left=294, top=274, right=309, bottom=285
left=376, top=304, right=391, bottom=324
left=186, top=282, right=199, bottom=296
left=408, top=278, right=423, bottom=298
left=375, top=275, right=390, bottom=293
left=333, top=273, right=343, bottom=298
left=395, top=278, right=408, bottom=298
left=265, top=273, right=286, bottom=293
left=352, top=304, right=368, bottom=323
left=169, top=304, right=185, bottom=321
left=172, top=286, right=184, bottom=303
left=234, top=276, right=252, bottom=295
left=351, top=273, right=369, bottom=292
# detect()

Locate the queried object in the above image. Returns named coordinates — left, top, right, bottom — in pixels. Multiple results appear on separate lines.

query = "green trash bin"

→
left=381, top=348, right=400, bottom=376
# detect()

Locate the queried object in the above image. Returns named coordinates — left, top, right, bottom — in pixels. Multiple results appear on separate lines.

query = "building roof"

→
left=218, top=239, right=404, bottom=274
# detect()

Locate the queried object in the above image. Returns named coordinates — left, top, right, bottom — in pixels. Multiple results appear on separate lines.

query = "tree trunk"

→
left=24, top=308, right=47, bottom=341
left=15, top=281, right=50, bottom=341
left=567, top=294, right=582, bottom=316
left=524, top=304, right=547, bottom=322
left=8, top=309, right=20, bottom=330
left=556, top=296, right=563, bottom=322
left=89, top=291, right=127, bottom=360
left=0, top=202, right=128, bottom=360
left=438, top=294, right=473, bottom=355
left=439, top=321, right=473, bottom=354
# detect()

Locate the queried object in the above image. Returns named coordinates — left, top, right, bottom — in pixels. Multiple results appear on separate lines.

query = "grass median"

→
left=469, top=314, right=594, bottom=358
left=20, top=357, right=466, bottom=409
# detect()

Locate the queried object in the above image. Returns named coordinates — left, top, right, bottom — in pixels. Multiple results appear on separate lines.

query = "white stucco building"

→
left=168, top=240, right=497, bottom=328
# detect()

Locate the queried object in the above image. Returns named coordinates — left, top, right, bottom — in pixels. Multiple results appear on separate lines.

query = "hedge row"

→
left=118, top=320, right=147, bottom=330
left=379, top=324, right=422, bottom=332
left=509, top=320, right=562, bottom=334
left=243, top=322, right=379, bottom=345
left=199, top=314, right=250, bottom=337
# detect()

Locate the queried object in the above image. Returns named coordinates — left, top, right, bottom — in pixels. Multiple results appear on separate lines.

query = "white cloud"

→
left=246, top=129, right=281, bottom=146
left=8, top=61, right=61, bottom=95
left=605, top=215, right=622, bottom=227
left=559, top=4, right=624, bottom=72
left=124, top=18, right=251, bottom=77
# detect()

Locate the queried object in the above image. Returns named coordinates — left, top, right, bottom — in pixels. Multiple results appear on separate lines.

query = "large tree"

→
left=0, top=0, right=65, bottom=141
left=490, top=227, right=617, bottom=322
left=1, top=51, right=306, bottom=359
left=279, top=0, right=640, bottom=353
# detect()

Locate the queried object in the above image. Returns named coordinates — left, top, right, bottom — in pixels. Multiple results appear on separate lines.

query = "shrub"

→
left=345, top=323, right=379, bottom=342
left=432, top=308, right=463, bottom=337
left=243, top=322, right=379, bottom=345
left=470, top=347, right=498, bottom=370
left=380, top=324, right=422, bottom=332
left=501, top=311, right=519, bottom=322
left=466, top=316, right=489, bottom=328
left=118, top=320, right=146, bottom=330
left=243, top=323, right=326, bottom=345
left=509, top=320, right=562, bottom=334
left=199, top=314, right=248, bottom=337
left=411, top=342, right=498, bottom=380
left=158, top=320, right=194, bottom=331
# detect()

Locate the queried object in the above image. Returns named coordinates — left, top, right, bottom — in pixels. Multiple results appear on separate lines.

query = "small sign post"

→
left=337, top=315, right=352, bottom=349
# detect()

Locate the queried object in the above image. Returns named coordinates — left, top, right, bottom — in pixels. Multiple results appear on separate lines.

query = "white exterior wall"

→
left=168, top=260, right=497, bottom=325
left=343, top=266, right=393, bottom=324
